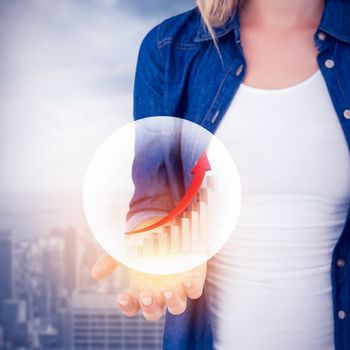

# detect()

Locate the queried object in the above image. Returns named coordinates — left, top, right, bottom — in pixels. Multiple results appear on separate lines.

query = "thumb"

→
left=91, top=254, right=120, bottom=280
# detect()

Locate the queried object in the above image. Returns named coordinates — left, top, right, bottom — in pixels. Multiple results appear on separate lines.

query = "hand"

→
left=91, top=254, right=206, bottom=321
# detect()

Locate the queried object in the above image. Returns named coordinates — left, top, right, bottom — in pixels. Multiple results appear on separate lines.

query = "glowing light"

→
left=83, top=116, right=242, bottom=275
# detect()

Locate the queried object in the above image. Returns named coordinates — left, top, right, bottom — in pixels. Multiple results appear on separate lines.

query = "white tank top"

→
left=206, top=69, right=350, bottom=350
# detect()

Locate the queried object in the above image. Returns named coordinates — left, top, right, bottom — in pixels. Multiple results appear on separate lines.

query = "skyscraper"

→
left=71, top=292, right=164, bottom=350
left=0, top=230, right=13, bottom=319
left=1, top=299, right=30, bottom=348
left=65, top=226, right=77, bottom=294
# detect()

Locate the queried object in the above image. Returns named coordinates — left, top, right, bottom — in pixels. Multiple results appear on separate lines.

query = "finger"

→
left=181, top=270, right=206, bottom=299
left=116, top=292, right=140, bottom=317
left=162, top=286, right=187, bottom=315
left=139, top=291, right=164, bottom=321
left=91, top=254, right=120, bottom=280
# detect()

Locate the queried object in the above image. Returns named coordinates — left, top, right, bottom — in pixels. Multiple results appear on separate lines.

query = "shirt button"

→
left=211, top=110, right=220, bottom=124
left=343, top=109, right=350, bottom=119
left=336, top=258, right=346, bottom=267
left=325, top=59, right=335, bottom=68
left=236, top=64, right=243, bottom=76
left=338, top=310, right=346, bottom=320
left=317, top=31, right=327, bottom=41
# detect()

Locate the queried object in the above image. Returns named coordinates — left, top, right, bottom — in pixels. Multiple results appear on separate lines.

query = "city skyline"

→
left=0, top=223, right=165, bottom=349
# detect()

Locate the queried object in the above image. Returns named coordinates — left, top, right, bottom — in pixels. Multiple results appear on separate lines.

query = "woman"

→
left=91, top=0, right=350, bottom=349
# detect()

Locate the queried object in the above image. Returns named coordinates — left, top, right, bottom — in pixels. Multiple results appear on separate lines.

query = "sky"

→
left=0, top=0, right=193, bottom=195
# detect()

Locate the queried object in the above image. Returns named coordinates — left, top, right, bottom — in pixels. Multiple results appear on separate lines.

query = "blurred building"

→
left=0, top=231, right=13, bottom=308
left=37, top=324, right=59, bottom=349
left=0, top=225, right=165, bottom=349
left=1, top=299, right=30, bottom=349
left=71, top=292, right=164, bottom=350
left=0, top=327, right=4, bottom=348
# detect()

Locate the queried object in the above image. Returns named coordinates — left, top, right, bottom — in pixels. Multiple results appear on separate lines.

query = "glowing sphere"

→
left=83, top=116, right=241, bottom=274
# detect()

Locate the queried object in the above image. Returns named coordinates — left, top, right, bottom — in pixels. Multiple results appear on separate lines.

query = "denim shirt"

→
left=131, top=0, right=350, bottom=348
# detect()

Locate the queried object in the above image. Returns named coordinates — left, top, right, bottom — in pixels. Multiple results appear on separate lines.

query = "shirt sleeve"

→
left=133, top=23, right=166, bottom=119
left=126, top=24, right=176, bottom=231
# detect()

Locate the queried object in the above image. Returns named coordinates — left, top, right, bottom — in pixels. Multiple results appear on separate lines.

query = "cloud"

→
left=0, top=0, right=193, bottom=194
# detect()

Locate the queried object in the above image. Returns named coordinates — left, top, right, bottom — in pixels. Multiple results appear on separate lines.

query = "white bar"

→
left=158, top=230, right=168, bottom=255
left=125, top=235, right=144, bottom=257
left=170, top=225, right=180, bottom=255
left=164, top=226, right=172, bottom=255
left=137, top=245, right=143, bottom=257
left=191, top=210, right=200, bottom=252
left=199, top=201, right=207, bottom=250
left=143, top=236, right=154, bottom=256
left=152, top=233, right=158, bottom=256
left=199, top=187, right=208, bottom=203
left=206, top=187, right=215, bottom=247
left=181, top=217, right=191, bottom=254
left=206, top=175, right=216, bottom=190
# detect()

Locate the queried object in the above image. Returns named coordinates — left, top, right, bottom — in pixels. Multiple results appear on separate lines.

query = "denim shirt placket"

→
left=199, top=13, right=246, bottom=135
left=313, top=26, right=350, bottom=350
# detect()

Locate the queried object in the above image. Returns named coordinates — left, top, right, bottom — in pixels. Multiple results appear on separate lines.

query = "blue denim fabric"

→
left=130, top=0, right=350, bottom=348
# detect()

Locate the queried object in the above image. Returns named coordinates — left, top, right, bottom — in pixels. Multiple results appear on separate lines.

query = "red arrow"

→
left=125, top=151, right=211, bottom=234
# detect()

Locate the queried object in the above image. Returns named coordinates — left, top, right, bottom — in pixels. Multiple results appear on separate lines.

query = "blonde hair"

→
left=196, top=0, right=243, bottom=42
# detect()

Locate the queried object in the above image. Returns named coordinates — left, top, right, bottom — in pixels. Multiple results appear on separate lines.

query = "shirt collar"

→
left=193, top=0, right=350, bottom=44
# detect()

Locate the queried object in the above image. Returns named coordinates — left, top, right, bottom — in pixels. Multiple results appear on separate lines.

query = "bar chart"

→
left=124, top=176, right=216, bottom=260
